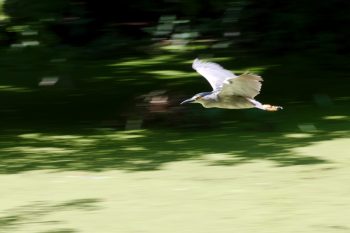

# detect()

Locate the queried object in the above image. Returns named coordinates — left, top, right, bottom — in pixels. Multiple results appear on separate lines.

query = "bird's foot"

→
left=263, top=104, right=283, bottom=111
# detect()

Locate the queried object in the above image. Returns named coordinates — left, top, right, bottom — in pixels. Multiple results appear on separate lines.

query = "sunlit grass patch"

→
left=161, top=44, right=209, bottom=51
left=19, top=133, right=85, bottom=140
left=104, top=131, right=146, bottom=140
left=121, top=146, right=147, bottom=151
left=17, top=131, right=147, bottom=150
left=0, top=119, right=346, bottom=173
left=109, top=54, right=178, bottom=67
left=323, top=115, right=348, bottom=120
left=1, top=146, right=78, bottom=154
left=0, top=0, right=8, bottom=20
left=284, top=133, right=314, bottom=138
left=0, top=85, right=32, bottom=93
left=145, top=70, right=197, bottom=79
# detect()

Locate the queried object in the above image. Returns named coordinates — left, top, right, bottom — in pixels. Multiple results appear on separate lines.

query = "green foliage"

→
left=239, top=0, right=350, bottom=54
left=3, top=0, right=69, bottom=22
left=2, top=0, right=350, bottom=54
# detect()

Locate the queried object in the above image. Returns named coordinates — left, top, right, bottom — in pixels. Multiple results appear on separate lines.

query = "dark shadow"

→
left=0, top=47, right=349, bottom=173
left=0, top=198, right=101, bottom=232
left=0, top=98, right=349, bottom=173
left=38, top=229, right=77, bottom=233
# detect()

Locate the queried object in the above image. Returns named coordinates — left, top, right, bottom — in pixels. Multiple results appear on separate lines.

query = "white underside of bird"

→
left=181, top=58, right=282, bottom=111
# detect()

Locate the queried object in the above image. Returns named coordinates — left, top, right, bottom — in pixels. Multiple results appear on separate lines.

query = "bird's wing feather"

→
left=192, top=58, right=236, bottom=91
left=218, top=73, right=263, bottom=98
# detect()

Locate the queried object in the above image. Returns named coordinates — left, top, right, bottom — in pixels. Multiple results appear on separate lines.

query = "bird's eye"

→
left=195, top=96, right=202, bottom=100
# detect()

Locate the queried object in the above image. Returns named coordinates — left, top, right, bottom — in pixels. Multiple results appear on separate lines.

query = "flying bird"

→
left=181, top=58, right=282, bottom=111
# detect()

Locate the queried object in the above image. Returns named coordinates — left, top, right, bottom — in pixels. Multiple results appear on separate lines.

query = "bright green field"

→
left=1, top=113, right=350, bottom=233
left=1, top=47, right=350, bottom=233
left=1, top=136, right=350, bottom=233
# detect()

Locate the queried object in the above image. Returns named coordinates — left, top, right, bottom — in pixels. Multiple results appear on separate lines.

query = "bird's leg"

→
left=247, top=98, right=283, bottom=111
left=262, top=104, right=283, bottom=111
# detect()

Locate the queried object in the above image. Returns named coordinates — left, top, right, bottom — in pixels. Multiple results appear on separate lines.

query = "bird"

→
left=180, top=58, right=282, bottom=111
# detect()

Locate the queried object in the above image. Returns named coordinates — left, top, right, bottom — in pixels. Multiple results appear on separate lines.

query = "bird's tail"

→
left=262, top=104, right=283, bottom=111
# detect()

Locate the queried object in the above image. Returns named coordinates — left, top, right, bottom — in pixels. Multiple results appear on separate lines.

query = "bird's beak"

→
left=180, top=98, right=195, bottom=105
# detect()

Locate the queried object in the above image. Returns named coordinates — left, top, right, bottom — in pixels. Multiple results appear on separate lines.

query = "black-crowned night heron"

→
left=181, top=59, right=282, bottom=111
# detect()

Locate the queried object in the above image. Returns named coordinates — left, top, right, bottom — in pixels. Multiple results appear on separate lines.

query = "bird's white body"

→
left=181, top=59, right=282, bottom=111
left=196, top=92, right=254, bottom=109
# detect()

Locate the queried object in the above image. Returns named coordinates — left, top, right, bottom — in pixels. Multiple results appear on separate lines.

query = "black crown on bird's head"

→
left=194, top=92, right=212, bottom=99
left=181, top=91, right=213, bottom=105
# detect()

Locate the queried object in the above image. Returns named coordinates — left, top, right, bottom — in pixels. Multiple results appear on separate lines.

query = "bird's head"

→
left=180, top=92, right=212, bottom=105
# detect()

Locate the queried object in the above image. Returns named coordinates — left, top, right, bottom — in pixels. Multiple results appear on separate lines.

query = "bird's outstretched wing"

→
left=192, top=58, right=236, bottom=91
left=218, top=72, right=263, bottom=98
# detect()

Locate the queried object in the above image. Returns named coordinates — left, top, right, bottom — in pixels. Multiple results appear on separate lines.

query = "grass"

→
left=0, top=44, right=350, bottom=232
left=0, top=98, right=349, bottom=233
left=0, top=131, right=349, bottom=233
left=0, top=105, right=349, bottom=173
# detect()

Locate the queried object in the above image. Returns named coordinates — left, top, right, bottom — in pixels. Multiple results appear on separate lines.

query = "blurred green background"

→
left=0, top=0, right=349, bottom=233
